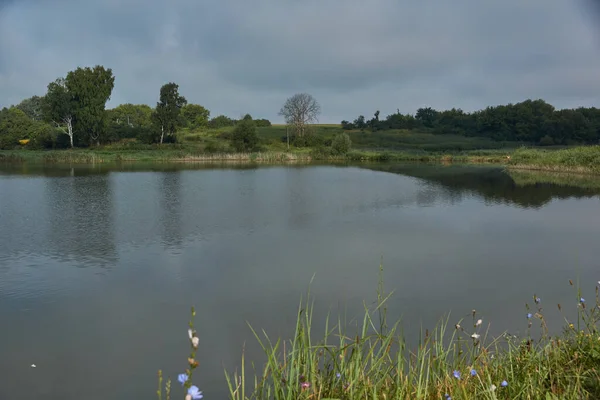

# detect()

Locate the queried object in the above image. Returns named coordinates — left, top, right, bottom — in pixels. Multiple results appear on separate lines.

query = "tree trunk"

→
left=160, top=125, right=165, bottom=144
left=66, top=117, right=74, bottom=148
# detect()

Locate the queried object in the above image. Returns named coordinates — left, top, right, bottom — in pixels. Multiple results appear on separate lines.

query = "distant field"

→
left=181, top=124, right=522, bottom=153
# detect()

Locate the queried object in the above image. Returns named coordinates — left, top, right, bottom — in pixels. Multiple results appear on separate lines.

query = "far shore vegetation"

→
left=164, top=269, right=600, bottom=400
left=2, top=64, right=600, bottom=173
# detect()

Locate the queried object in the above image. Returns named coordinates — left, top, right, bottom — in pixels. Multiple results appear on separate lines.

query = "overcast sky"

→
left=1, top=0, right=600, bottom=123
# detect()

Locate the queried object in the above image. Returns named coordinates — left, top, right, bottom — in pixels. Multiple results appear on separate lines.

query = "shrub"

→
left=331, top=132, right=352, bottom=154
left=231, top=118, right=259, bottom=152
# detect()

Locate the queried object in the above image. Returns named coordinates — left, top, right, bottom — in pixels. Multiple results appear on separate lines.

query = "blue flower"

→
left=580, top=297, right=585, bottom=303
left=336, top=372, right=341, bottom=379
left=187, top=385, right=203, bottom=399
left=534, top=297, right=541, bottom=304
left=501, top=380, right=508, bottom=387
left=527, top=313, right=533, bottom=319
left=178, top=373, right=188, bottom=386
left=470, top=369, right=477, bottom=376
left=453, top=370, right=461, bottom=379
left=445, top=394, right=452, bottom=400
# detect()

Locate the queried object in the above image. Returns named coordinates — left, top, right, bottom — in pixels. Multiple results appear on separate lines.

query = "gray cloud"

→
left=1, top=0, right=600, bottom=122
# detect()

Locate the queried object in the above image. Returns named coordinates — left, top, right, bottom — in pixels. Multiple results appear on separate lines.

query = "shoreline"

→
left=2, top=147, right=600, bottom=175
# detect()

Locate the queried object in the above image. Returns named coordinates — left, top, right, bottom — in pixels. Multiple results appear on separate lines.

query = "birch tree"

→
left=152, top=83, right=187, bottom=144
left=43, top=78, right=75, bottom=148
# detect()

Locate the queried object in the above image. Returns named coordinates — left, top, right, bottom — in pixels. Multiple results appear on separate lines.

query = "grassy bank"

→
left=507, top=146, right=600, bottom=174
left=2, top=139, right=600, bottom=176
left=165, top=271, right=600, bottom=400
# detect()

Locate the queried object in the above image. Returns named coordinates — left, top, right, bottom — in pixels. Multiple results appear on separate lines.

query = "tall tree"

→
left=279, top=93, right=321, bottom=138
left=231, top=114, right=258, bottom=152
left=65, top=65, right=115, bottom=146
left=16, top=96, right=44, bottom=121
left=42, top=78, right=76, bottom=148
left=181, top=104, right=210, bottom=128
left=152, top=83, right=187, bottom=144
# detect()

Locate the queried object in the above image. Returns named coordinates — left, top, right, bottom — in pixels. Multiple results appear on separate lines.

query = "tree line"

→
left=342, top=99, right=600, bottom=145
left=0, top=65, right=272, bottom=149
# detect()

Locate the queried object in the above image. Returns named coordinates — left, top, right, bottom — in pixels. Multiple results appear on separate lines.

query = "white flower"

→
left=185, top=395, right=192, bottom=400
left=476, top=319, right=483, bottom=326
left=191, top=336, right=199, bottom=348
left=471, top=333, right=480, bottom=340
left=490, top=384, right=497, bottom=391
left=455, top=324, right=461, bottom=330
left=188, top=329, right=193, bottom=340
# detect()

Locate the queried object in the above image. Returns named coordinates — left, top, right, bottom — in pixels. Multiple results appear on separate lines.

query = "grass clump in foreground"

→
left=160, top=270, right=600, bottom=400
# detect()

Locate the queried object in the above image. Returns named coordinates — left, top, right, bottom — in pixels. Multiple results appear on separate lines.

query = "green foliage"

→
left=208, top=115, right=236, bottom=129
left=107, top=104, right=152, bottom=128
left=330, top=132, right=352, bottom=154
left=16, top=96, right=44, bottom=121
left=152, top=82, right=187, bottom=144
left=231, top=117, right=259, bottom=152
left=181, top=104, right=210, bottom=128
left=346, top=99, right=600, bottom=145
left=0, top=107, right=59, bottom=149
left=65, top=65, right=115, bottom=145
left=254, top=118, right=272, bottom=127
left=224, top=271, right=600, bottom=400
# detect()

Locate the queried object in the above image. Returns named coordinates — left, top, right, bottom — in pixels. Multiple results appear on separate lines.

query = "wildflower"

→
left=188, top=358, right=198, bottom=368
left=535, top=297, right=541, bottom=304
left=301, top=382, right=311, bottom=390
left=476, top=319, right=482, bottom=326
left=527, top=313, right=533, bottom=319
left=455, top=323, right=461, bottom=330
left=445, top=394, right=452, bottom=400
left=470, top=369, right=477, bottom=376
left=471, top=333, right=480, bottom=340
left=178, top=373, right=188, bottom=386
left=453, top=370, right=461, bottom=379
left=188, top=329, right=194, bottom=340
left=186, top=385, right=203, bottom=400
left=569, top=323, right=574, bottom=329
left=191, top=336, right=199, bottom=349
left=501, top=380, right=508, bottom=387
left=580, top=297, right=585, bottom=303
left=490, top=384, right=497, bottom=391
left=336, top=372, right=341, bottom=379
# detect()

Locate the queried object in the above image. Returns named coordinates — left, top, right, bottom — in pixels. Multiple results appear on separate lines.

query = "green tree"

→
left=331, top=132, right=352, bottom=155
left=231, top=114, right=258, bottom=152
left=0, top=108, right=56, bottom=149
left=65, top=65, right=115, bottom=146
left=208, top=115, right=236, bottom=128
left=181, top=104, right=210, bottom=128
left=107, top=104, right=153, bottom=128
left=16, top=96, right=44, bottom=121
left=152, top=82, right=187, bottom=144
left=42, top=78, right=76, bottom=148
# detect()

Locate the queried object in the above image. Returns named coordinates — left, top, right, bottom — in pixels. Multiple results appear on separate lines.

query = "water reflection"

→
left=159, top=171, right=183, bottom=250
left=362, top=164, right=600, bottom=209
left=44, top=174, right=117, bottom=268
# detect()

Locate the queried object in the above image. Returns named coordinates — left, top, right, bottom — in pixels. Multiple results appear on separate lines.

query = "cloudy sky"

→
left=1, top=0, right=600, bottom=123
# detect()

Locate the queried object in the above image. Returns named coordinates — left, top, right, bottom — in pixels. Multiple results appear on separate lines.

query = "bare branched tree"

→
left=278, top=93, right=321, bottom=138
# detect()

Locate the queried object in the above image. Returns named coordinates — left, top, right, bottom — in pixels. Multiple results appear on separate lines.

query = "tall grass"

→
left=510, top=146, right=600, bottom=174
left=216, top=270, right=600, bottom=399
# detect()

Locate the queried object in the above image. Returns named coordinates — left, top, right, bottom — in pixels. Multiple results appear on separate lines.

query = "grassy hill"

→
left=180, top=124, right=522, bottom=153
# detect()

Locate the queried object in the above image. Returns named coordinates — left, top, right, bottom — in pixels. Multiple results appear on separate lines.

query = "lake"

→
left=0, top=162, right=599, bottom=399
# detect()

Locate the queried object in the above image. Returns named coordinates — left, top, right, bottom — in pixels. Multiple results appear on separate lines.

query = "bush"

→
left=331, top=132, right=352, bottom=154
left=231, top=119, right=259, bottom=152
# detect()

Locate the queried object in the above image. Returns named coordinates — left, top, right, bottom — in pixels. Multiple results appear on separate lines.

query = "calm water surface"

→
left=1, top=163, right=599, bottom=399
